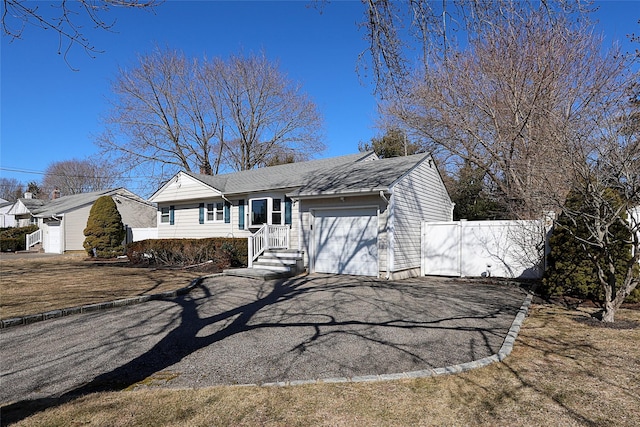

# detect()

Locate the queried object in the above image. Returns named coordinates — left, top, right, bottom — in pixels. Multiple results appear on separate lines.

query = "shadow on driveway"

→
left=1, top=274, right=528, bottom=425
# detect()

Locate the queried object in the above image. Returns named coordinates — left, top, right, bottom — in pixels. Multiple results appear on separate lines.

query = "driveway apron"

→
left=0, top=275, right=528, bottom=405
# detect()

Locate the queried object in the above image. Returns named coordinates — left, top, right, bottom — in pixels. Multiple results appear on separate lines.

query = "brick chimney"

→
left=52, top=188, right=61, bottom=200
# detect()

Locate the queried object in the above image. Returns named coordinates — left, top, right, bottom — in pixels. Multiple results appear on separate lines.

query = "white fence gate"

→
left=421, top=220, right=547, bottom=279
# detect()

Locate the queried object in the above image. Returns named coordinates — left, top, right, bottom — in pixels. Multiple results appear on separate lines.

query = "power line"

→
left=0, top=166, right=165, bottom=181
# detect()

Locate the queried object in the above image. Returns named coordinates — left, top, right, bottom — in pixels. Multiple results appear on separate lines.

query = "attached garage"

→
left=312, top=208, right=379, bottom=276
left=291, top=153, right=454, bottom=279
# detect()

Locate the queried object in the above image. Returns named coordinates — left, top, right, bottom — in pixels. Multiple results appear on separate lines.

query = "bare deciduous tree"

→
left=212, top=53, right=325, bottom=171
left=377, top=2, right=628, bottom=218
left=358, top=0, right=592, bottom=97
left=97, top=48, right=324, bottom=186
left=358, top=128, right=422, bottom=158
left=42, top=158, right=117, bottom=197
left=0, top=177, right=23, bottom=202
left=551, top=91, right=640, bottom=323
left=2, top=0, right=160, bottom=64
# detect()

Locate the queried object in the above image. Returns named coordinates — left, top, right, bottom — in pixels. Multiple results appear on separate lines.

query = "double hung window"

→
left=161, top=207, right=170, bottom=223
left=207, top=202, right=224, bottom=222
left=272, top=199, right=282, bottom=225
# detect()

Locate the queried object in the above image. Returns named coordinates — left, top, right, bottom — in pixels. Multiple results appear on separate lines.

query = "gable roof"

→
left=33, top=189, right=150, bottom=218
left=0, top=200, right=14, bottom=209
left=290, top=153, right=432, bottom=198
left=180, top=151, right=377, bottom=196
left=7, top=198, right=47, bottom=215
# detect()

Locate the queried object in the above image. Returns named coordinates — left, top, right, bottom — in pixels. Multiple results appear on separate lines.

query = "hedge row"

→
left=0, top=225, right=39, bottom=252
left=126, top=238, right=248, bottom=270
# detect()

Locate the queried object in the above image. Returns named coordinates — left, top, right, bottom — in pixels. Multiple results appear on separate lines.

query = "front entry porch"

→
left=226, top=225, right=304, bottom=279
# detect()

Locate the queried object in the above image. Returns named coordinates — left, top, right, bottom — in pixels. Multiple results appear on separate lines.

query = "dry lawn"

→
left=3, top=304, right=639, bottom=426
left=0, top=255, right=204, bottom=319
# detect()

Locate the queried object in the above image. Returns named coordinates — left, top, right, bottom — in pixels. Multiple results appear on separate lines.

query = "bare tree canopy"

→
left=359, top=0, right=593, bottom=97
left=42, top=158, right=118, bottom=197
left=97, top=48, right=325, bottom=185
left=2, top=0, right=160, bottom=63
left=358, top=128, right=422, bottom=158
left=373, top=1, right=632, bottom=218
left=0, top=177, right=23, bottom=202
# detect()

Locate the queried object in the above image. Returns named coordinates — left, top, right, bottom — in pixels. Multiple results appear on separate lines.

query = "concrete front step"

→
left=250, top=249, right=305, bottom=275
left=256, top=255, right=299, bottom=265
left=263, top=249, right=304, bottom=258
left=224, top=268, right=292, bottom=280
left=251, top=262, right=292, bottom=272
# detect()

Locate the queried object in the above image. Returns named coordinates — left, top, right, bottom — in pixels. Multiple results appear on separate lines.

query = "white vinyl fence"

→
left=421, top=220, right=547, bottom=279
left=125, top=227, right=158, bottom=244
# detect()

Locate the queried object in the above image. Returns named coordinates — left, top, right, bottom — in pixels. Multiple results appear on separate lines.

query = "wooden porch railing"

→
left=248, top=225, right=290, bottom=267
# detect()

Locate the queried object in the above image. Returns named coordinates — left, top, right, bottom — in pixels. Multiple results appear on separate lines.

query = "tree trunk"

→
left=601, top=301, right=616, bottom=323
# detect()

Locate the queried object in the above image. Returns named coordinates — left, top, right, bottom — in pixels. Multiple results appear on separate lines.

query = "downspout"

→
left=380, top=190, right=392, bottom=280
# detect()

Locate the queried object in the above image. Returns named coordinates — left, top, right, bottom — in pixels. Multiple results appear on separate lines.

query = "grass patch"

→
left=0, top=255, right=204, bottom=319
left=3, top=305, right=639, bottom=426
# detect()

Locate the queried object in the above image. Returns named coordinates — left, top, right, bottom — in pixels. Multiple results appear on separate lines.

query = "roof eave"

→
left=289, top=187, right=391, bottom=200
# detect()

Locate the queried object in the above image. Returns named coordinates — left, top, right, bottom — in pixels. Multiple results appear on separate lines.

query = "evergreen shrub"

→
left=0, top=225, right=39, bottom=251
left=543, top=189, right=640, bottom=303
left=83, top=196, right=126, bottom=258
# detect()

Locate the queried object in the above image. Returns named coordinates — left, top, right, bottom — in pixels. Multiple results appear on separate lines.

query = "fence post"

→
left=248, top=236, right=253, bottom=268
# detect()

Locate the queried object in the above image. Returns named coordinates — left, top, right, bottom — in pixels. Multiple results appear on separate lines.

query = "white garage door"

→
left=313, top=208, right=378, bottom=276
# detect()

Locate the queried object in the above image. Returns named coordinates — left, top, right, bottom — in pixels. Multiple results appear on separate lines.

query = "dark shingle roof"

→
left=184, top=152, right=376, bottom=195
left=290, top=153, right=430, bottom=197
left=17, top=198, right=47, bottom=212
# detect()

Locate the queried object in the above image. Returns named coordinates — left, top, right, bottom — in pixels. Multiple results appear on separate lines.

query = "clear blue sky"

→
left=1, top=0, right=638, bottom=197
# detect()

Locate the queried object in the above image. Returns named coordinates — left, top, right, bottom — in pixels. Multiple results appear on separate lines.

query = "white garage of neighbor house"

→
left=149, top=152, right=454, bottom=278
left=24, top=189, right=157, bottom=254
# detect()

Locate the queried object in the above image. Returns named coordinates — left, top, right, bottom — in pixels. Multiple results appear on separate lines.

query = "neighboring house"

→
left=26, top=189, right=156, bottom=254
left=7, top=195, right=47, bottom=228
left=0, top=199, right=16, bottom=228
left=149, top=152, right=454, bottom=278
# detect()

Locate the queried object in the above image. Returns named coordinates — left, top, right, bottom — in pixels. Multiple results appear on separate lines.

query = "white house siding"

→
left=8, top=200, right=34, bottom=228
left=64, top=204, right=92, bottom=251
left=156, top=194, right=297, bottom=242
left=390, top=159, right=453, bottom=277
left=298, top=195, right=389, bottom=277
left=150, top=173, right=221, bottom=203
left=113, top=198, right=156, bottom=228
left=157, top=202, right=242, bottom=239
left=0, top=204, right=15, bottom=228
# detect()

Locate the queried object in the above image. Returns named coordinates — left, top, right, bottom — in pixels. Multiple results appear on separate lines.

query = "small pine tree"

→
left=83, top=195, right=126, bottom=258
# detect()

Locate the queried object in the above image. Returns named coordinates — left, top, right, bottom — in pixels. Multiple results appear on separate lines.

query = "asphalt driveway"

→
left=0, top=274, right=528, bottom=406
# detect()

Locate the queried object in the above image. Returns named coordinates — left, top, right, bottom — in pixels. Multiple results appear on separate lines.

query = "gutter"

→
left=289, top=187, right=390, bottom=200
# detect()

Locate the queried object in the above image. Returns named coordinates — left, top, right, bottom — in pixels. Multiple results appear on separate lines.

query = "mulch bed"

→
left=572, top=315, right=640, bottom=330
